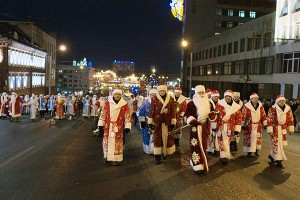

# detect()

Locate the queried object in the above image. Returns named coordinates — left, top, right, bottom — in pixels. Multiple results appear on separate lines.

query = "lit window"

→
left=215, top=20, right=222, bottom=27
left=282, top=1, right=288, bottom=16
left=238, top=22, right=244, bottom=26
left=250, top=11, right=256, bottom=18
left=239, top=10, right=245, bottom=17
left=296, top=23, right=300, bottom=38
left=227, top=22, right=233, bottom=28
left=216, top=8, right=222, bottom=16
left=296, top=0, right=300, bottom=11
left=228, top=9, right=234, bottom=16
left=215, top=32, right=220, bottom=35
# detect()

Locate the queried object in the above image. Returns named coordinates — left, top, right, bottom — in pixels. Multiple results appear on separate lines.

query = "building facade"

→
left=56, top=63, right=89, bottom=96
left=0, top=22, right=47, bottom=95
left=185, top=0, right=300, bottom=100
left=12, top=22, right=57, bottom=95
left=112, top=60, right=135, bottom=77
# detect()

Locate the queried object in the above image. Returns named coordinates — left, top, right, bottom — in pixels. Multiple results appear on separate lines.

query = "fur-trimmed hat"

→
left=174, top=86, right=182, bottom=93
left=157, top=85, right=167, bottom=92
left=211, top=90, right=220, bottom=97
left=233, top=91, right=240, bottom=97
left=112, top=89, right=122, bottom=95
left=224, top=90, right=233, bottom=98
left=149, top=89, right=157, bottom=94
left=195, top=85, right=205, bottom=93
left=250, top=93, right=259, bottom=99
left=276, top=95, right=286, bottom=104
left=205, top=88, right=212, bottom=95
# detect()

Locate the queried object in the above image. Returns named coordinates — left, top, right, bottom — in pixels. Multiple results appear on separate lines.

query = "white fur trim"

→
left=125, top=122, right=131, bottom=129
left=187, top=116, right=196, bottom=124
left=250, top=93, right=259, bottom=99
left=180, top=112, right=185, bottom=117
left=149, top=89, right=157, bottom=94
left=276, top=96, right=285, bottom=104
left=195, top=85, right=205, bottom=93
left=174, top=89, right=182, bottom=93
left=171, top=118, right=176, bottom=125
left=224, top=91, right=233, bottom=98
left=234, top=125, right=241, bottom=132
left=210, top=122, right=217, bottom=129
left=262, top=120, right=267, bottom=126
left=138, top=116, right=146, bottom=122
left=148, top=118, right=153, bottom=124
left=267, top=126, right=273, bottom=133
left=233, top=92, right=240, bottom=97
left=288, top=125, right=294, bottom=133
left=157, top=85, right=167, bottom=91
left=98, top=119, right=105, bottom=126
left=112, top=89, right=122, bottom=95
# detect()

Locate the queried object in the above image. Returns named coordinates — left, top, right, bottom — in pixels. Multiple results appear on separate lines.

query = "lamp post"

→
left=48, top=44, right=67, bottom=95
left=181, top=39, right=193, bottom=98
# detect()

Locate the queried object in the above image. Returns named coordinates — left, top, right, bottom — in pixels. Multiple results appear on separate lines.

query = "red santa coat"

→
left=266, top=104, right=294, bottom=161
left=241, top=101, right=267, bottom=152
left=98, top=97, right=131, bottom=162
left=0, top=96, right=9, bottom=117
left=9, top=96, right=23, bottom=118
left=215, top=99, right=242, bottom=159
left=185, top=99, right=210, bottom=172
left=148, top=93, right=176, bottom=156
left=174, top=94, right=187, bottom=137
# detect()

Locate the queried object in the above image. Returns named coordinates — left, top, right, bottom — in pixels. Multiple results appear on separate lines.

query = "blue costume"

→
left=138, top=98, right=154, bottom=154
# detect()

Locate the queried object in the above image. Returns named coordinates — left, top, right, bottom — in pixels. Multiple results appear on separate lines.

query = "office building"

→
left=112, top=60, right=135, bottom=77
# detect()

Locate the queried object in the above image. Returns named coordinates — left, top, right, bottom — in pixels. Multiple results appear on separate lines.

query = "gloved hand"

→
left=189, top=119, right=198, bottom=126
left=242, top=126, right=247, bottom=130
left=234, top=131, right=239, bottom=135
left=140, top=121, right=146, bottom=128
left=148, top=124, right=155, bottom=130
left=263, top=126, right=267, bottom=130
left=124, top=128, right=130, bottom=134
left=212, top=129, right=217, bottom=132
left=98, top=126, right=104, bottom=135
left=169, top=124, right=175, bottom=130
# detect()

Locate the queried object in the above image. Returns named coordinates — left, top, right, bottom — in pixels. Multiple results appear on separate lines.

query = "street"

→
left=0, top=116, right=300, bottom=200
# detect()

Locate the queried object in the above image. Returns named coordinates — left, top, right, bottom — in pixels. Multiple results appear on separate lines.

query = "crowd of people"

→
left=1, top=86, right=299, bottom=173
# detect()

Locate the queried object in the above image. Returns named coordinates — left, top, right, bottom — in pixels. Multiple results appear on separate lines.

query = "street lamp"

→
left=48, top=44, right=67, bottom=95
left=181, top=39, right=193, bottom=98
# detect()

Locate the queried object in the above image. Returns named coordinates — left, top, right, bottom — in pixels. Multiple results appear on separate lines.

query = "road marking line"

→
left=0, top=146, right=36, bottom=169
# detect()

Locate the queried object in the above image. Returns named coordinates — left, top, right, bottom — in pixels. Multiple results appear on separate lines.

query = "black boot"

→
left=276, top=160, right=283, bottom=168
left=220, top=158, right=228, bottom=165
left=268, top=155, right=276, bottom=166
left=247, top=152, right=252, bottom=157
left=175, top=138, right=180, bottom=146
left=254, top=150, right=260, bottom=156
left=155, top=155, right=161, bottom=164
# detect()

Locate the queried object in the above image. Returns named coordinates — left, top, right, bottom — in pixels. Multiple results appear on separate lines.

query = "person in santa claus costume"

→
left=47, top=95, right=55, bottom=116
left=207, top=90, right=220, bottom=155
left=82, top=95, right=91, bottom=117
left=230, top=91, right=244, bottom=152
left=55, top=93, right=65, bottom=119
left=0, top=92, right=9, bottom=119
left=215, top=90, right=242, bottom=165
left=28, top=93, right=39, bottom=122
left=98, top=89, right=131, bottom=166
left=91, top=95, right=100, bottom=117
left=185, top=85, right=217, bottom=174
left=173, top=86, right=187, bottom=147
left=9, top=92, right=24, bottom=122
left=23, top=94, right=30, bottom=115
left=266, top=95, right=294, bottom=168
left=241, top=93, right=267, bottom=157
left=38, top=94, right=47, bottom=119
left=148, top=84, right=176, bottom=164
left=138, top=88, right=157, bottom=154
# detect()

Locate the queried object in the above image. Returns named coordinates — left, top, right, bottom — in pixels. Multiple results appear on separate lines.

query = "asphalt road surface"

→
left=0, top=115, right=299, bottom=200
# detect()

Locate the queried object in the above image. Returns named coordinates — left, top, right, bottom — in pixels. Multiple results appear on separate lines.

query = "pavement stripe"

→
left=0, top=146, right=36, bottom=169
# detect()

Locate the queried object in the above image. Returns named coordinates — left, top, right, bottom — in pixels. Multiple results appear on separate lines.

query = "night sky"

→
left=0, top=0, right=182, bottom=74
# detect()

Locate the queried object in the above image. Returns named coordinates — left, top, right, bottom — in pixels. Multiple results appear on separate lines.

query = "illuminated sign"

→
left=73, top=58, right=88, bottom=67
left=170, top=0, right=184, bottom=21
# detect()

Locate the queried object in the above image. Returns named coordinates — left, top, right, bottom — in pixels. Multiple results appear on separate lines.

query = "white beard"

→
left=92, top=97, right=97, bottom=105
left=193, top=94, right=210, bottom=121
left=11, top=95, right=16, bottom=104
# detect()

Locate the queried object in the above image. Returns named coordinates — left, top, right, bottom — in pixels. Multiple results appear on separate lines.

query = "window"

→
left=207, top=65, right=212, bottom=75
left=296, top=23, right=300, bottom=38
left=234, top=41, right=239, bottom=53
left=206, top=49, right=208, bottom=59
left=213, top=47, right=217, bottom=57
left=247, top=38, right=253, bottom=51
left=216, top=8, right=222, bottom=16
left=283, top=52, right=300, bottom=73
left=228, top=43, right=232, bottom=54
left=249, top=11, right=256, bottom=18
left=282, top=27, right=288, bottom=40
left=202, top=50, right=205, bottom=60
left=255, top=35, right=261, bottom=49
left=263, top=32, right=272, bottom=47
left=224, top=62, right=232, bottom=74
left=240, top=38, right=245, bottom=52
left=215, top=32, right=220, bottom=35
left=223, top=44, right=227, bottom=55
left=228, top=9, right=234, bottom=16
left=254, top=58, right=260, bottom=74
left=296, top=0, right=300, bottom=11
left=216, top=20, right=222, bottom=27
left=239, top=10, right=245, bottom=17
left=227, top=22, right=233, bottom=28
left=209, top=48, right=212, bottom=58
left=234, top=60, right=244, bottom=74
left=238, top=22, right=244, bottom=26
left=200, top=66, right=205, bottom=75
left=264, top=57, right=274, bottom=74
left=247, top=59, right=254, bottom=74
left=218, top=45, right=222, bottom=57
left=282, top=1, right=288, bottom=16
